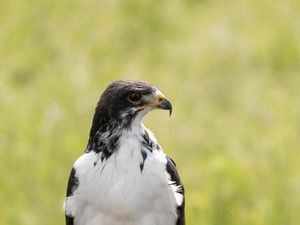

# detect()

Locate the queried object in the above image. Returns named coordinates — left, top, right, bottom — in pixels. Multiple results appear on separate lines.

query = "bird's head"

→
left=94, top=80, right=172, bottom=128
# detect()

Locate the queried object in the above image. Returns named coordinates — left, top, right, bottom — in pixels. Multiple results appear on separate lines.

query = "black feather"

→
left=139, top=149, right=148, bottom=172
left=166, top=157, right=185, bottom=225
left=142, top=131, right=155, bottom=153
left=65, top=168, right=79, bottom=225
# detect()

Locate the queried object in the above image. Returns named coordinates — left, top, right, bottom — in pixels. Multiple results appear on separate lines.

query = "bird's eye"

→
left=128, top=93, right=142, bottom=102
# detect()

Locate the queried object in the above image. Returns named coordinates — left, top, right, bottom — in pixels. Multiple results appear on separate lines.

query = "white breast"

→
left=65, top=127, right=180, bottom=225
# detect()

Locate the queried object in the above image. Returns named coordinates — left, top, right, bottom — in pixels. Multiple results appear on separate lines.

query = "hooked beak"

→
left=137, top=90, right=173, bottom=116
left=157, top=96, right=173, bottom=116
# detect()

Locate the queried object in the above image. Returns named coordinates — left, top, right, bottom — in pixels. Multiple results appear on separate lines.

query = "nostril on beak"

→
left=158, top=95, right=164, bottom=102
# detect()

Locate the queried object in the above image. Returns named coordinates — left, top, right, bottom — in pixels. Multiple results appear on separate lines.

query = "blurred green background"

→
left=1, top=0, right=300, bottom=224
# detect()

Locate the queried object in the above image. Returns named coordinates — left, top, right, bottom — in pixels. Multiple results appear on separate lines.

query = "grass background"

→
left=1, top=0, right=300, bottom=224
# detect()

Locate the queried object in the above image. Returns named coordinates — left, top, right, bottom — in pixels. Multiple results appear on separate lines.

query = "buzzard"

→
left=65, top=80, right=185, bottom=225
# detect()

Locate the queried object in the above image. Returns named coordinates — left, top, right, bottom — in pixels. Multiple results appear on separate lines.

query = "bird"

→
left=64, top=79, right=185, bottom=225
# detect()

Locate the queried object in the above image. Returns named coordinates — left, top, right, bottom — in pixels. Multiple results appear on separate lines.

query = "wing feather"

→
left=65, top=168, right=79, bottom=225
left=166, top=157, right=185, bottom=225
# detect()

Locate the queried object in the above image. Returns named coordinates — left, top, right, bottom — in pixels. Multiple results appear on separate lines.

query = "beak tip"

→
left=169, top=108, right=172, bottom=117
left=166, top=100, right=172, bottom=117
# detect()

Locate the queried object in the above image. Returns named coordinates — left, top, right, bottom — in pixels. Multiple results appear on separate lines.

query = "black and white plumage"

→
left=65, top=80, right=185, bottom=225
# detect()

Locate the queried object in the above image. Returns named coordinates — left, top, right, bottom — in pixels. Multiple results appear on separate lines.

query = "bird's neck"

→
left=86, top=114, right=146, bottom=159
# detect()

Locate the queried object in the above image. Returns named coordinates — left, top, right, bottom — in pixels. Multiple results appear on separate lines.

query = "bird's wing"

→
left=166, top=156, right=185, bottom=225
left=65, top=168, right=79, bottom=225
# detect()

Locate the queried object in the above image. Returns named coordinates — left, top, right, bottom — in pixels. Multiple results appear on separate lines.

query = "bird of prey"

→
left=65, top=80, right=185, bottom=225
